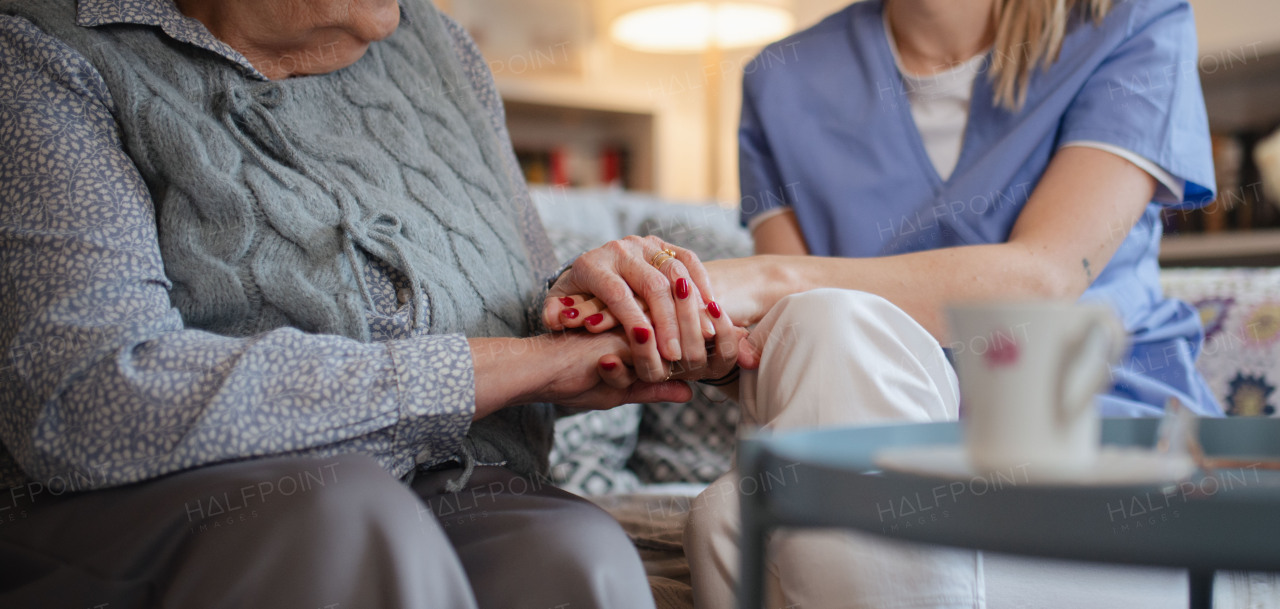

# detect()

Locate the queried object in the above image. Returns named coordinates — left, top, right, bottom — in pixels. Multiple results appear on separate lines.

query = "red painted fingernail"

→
left=676, top=278, right=690, bottom=300
left=601, top=361, right=618, bottom=371
left=562, top=308, right=579, bottom=319
left=559, top=297, right=575, bottom=307
left=708, top=301, right=722, bottom=319
left=585, top=313, right=604, bottom=325
left=633, top=327, right=651, bottom=344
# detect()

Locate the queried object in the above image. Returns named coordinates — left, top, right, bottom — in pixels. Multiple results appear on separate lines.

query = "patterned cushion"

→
left=548, top=404, right=643, bottom=496
left=1161, top=268, right=1280, bottom=417
left=629, top=384, right=740, bottom=483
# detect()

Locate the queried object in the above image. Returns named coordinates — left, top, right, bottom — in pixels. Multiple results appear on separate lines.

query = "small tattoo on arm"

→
left=1083, top=258, right=1093, bottom=283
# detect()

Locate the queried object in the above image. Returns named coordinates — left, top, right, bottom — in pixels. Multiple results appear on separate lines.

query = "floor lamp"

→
left=608, top=0, right=795, bottom=201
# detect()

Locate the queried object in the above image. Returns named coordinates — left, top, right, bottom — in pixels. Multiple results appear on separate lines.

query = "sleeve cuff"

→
left=746, top=206, right=794, bottom=234
left=386, top=333, right=475, bottom=468
left=1059, top=140, right=1186, bottom=204
left=527, top=255, right=579, bottom=334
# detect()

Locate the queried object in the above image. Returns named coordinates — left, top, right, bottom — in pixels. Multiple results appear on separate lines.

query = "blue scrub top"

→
left=739, top=0, right=1221, bottom=416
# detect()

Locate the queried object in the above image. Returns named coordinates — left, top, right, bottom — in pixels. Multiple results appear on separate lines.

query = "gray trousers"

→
left=0, top=454, right=656, bottom=609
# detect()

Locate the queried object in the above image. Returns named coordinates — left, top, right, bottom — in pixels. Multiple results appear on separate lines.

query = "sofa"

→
left=531, top=186, right=1280, bottom=609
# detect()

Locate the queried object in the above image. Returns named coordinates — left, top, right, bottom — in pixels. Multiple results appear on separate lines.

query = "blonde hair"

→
left=990, top=0, right=1114, bottom=110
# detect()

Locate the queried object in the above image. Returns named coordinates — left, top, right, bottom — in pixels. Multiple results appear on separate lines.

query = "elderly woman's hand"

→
left=470, top=330, right=693, bottom=420
left=543, top=236, right=739, bottom=383
left=553, top=294, right=758, bottom=379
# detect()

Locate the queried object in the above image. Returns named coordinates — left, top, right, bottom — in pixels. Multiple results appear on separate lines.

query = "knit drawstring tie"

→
left=216, top=83, right=430, bottom=330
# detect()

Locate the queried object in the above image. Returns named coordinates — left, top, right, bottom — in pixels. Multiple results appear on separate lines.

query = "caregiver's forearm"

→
left=751, top=243, right=1065, bottom=340
left=741, top=147, right=1158, bottom=339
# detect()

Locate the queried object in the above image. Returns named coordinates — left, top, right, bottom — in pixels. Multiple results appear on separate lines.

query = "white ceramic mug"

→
left=947, top=301, right=1127, bottom=481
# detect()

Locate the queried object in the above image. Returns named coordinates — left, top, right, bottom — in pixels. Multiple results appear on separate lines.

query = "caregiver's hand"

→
left=470, top=330, right=692, bottom=420
left=700, top=257, right=779, bottom=328
left=543, top=236, right=736, bottom=383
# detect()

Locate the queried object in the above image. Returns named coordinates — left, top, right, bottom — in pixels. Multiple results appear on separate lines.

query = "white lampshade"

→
left=609, top=0, right=795, bottom=53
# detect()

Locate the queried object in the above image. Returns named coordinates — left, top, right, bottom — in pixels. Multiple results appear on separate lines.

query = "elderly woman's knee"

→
left=536, top=497, right=639, bottom=562
left=550, top=504, right=654, bottom=608
left=170, top=455, right=475, bottom=609
left=182, top=453, right=426, bottom=541
left=457, top=492, right=653, bottom=609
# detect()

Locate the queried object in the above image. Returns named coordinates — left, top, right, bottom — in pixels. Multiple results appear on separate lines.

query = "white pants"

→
left=684, top=289, right=985, bottom=609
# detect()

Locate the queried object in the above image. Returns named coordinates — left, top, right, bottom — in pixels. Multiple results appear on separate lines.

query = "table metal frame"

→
left=737, top=418, right=1280, bottom=609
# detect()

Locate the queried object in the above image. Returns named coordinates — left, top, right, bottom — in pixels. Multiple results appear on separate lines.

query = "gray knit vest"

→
left=4, top=0, right=556, bottom=479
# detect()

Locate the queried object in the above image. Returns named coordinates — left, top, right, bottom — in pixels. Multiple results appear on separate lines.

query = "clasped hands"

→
left=542, top=236, right=760, bottom=406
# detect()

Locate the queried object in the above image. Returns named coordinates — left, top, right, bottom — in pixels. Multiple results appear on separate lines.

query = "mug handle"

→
left=1055, top=310, right=1127, bottom=427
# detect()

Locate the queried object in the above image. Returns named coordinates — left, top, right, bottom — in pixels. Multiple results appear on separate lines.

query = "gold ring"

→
left=649, top=248, right=676, bottom=271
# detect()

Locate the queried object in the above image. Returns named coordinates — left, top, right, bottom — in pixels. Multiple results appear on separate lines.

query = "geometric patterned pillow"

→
left=1161, top=267, right=1280, bottom=417
left=629, top=381, right=740, bottom=484
left=548, top=404, right=643, bottom=496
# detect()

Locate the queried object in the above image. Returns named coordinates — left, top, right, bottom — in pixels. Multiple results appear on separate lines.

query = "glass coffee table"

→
left=737, top=418, right=1280, bottom=609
